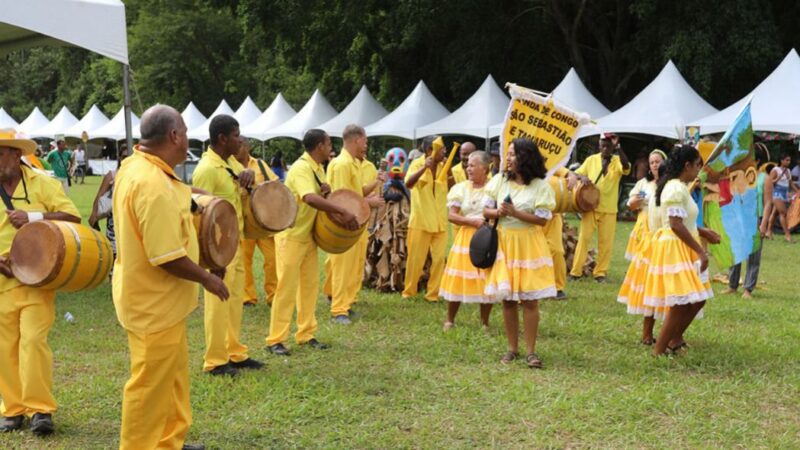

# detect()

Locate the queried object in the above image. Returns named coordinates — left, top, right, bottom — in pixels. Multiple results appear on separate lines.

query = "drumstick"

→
left=437, top=141, right=461, bottom=184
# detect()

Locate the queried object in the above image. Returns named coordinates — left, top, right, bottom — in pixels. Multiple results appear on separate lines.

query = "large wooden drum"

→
left=191, top=194, right=239, bottom=270
left=242, top=181, right=298, bottom=239
left=10, top=220, right=113, bottom=291
left=549, top=177, right=600, bottom=214
left=313, top=189, right=370, bottom=254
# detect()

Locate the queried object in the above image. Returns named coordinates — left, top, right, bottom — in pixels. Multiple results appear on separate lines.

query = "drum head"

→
left=327, top=189, right=370, bottom=226
left=575, top=183, right=600, bottom=212
left=10, top=221, right=64, bottom=286
left=200, top=197, right=239, bottom=270
left=250, top=181, right=298, bottom=232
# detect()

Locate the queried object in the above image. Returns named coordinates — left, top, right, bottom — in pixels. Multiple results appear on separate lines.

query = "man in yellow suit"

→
left=449, top=141, right=476, bottom=185
left=402, top=135, right=448, bottom=302
left=193, top=114, right=264, bottom=376
left=112, top=106, right=228, bottom=450
left=327, top=125, right=384, bottom=324
left=570, top=132, right=630, bottom=283
left=0, top=130, right=80, bottom=437
left=267, top=129, right=360, bottom=355
left=235, top=140, right=279, bottom=307
left=544, top=166, right=579, bottom=299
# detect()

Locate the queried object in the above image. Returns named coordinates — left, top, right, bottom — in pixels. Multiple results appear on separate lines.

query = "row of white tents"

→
left=3, top=49, right=800, bottom=143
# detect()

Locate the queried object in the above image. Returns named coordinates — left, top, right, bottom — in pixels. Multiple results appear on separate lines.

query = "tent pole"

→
left=123, top=64, right=133, bottom=153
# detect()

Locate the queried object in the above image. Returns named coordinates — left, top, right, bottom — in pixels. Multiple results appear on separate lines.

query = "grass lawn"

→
left=2, top=176, right=799, bottom=449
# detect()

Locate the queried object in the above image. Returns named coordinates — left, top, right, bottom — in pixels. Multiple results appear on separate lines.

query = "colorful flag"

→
left=699, top=101, right=759, bottom=269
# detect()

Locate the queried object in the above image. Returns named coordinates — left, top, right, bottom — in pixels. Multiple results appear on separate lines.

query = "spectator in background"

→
left=791, top=162, right=800, bottom=182
left=73, top=144, right=87, bottom=184
left=270, top=150, right=286, bottom=181
left=46, top=140, right=73, bottom=193
left=488, top=141, right=501, bottom=176
left=769, top=154, right=798, bottom=243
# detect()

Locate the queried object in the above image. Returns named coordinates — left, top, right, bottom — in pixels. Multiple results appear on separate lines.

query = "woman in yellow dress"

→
left=617, top=149, right=666, bottom=344
left=483, top=138, right=557, bottom=368
left=643, top=145, right=720, bottom=356
left=440, top=151, right=496, bottom=330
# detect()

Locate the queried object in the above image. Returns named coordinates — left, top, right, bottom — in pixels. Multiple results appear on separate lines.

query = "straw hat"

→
left=0, top=129, right=36, bottom=155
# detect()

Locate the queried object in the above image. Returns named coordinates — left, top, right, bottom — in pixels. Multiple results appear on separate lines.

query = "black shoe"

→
left=208, top=363, right=239, bottom=377
left=567, top=275, right=581, bottom=281
left=182, top=444, right=205, bottom=450
left=243, top=302, right=256, bottom=308
left=30, top=413, right=54, bottom=436
left=0, top=415, right=24, bottom=432
left=305, top=338, right=329, bottom=350
left=268, top=343, right=291, bottom=356
left=347, top=309, right=360, bottom=319
left=594, top=276, right=607, bottom=284
left=230, top=357, right=264, bottom=370
left=556, top=290, right=567, bottom=300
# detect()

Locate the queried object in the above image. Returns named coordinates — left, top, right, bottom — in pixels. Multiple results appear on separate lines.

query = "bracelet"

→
left=27, top=212, right=44, bottom=222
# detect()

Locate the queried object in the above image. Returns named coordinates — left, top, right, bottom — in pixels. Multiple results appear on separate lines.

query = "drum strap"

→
left=0, top=185, right=13, bottom=210
left=256, top=159, right=269, bottom=181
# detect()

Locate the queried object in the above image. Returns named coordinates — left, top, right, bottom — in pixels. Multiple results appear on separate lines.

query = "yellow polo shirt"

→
left=360, top=159, right=378, bottom=195
left=405, top=156, right=448, bottom=233
left=575, top=153, right=630, bottom=213
left=246, top=156, right=279, bottom=184
left=192, top=147, right=246, bottom=232
left=451, top=163, right=467, bottom=184
left=0, top=165, right=79, bottom=294
left=281, top=152, right=325, bottom=242
left=112, top=149, right=199, bottom=334
left=327, top=149, right=363, bottom=194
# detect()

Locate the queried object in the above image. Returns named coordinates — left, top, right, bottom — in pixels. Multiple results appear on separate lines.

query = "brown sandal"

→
left=525, top=353, right=543, bottom=369
left=500, top=351, right=518, bottom=364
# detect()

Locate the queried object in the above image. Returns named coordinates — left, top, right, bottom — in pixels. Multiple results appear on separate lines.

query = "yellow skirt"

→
left=617, top=231, right=668, bottom=319
left=643, top=228, right=713, bottom=308
left=624, top=211, right=649, bottom=261
left=485, top=226, right=557, bottom=302
left=439, top=226, right=494, bottom=303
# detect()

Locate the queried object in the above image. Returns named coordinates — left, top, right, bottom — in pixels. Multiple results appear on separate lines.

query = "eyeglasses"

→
left=9, top=173, right=30, bottom=204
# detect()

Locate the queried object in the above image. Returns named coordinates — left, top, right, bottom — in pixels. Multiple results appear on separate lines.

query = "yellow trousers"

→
left=324, top=232, right=367, bottom=303
left=241, top=236, right=277, bottom=305
left=120, top=320, right=190, bottom=450
left=322, top=256, right=332, bottom=299
left=329, top=231, right=366, bottom=317
left=402, top=228, right=446, bottom=301
left=570, top=211, right=617, bottom=278
left=203, top=246, right=248, bottom=371
left=0, top=286, right=56, bottom=417
left=544, top=213, right=566, bottom=291
left=267, top=238, right=319, bottom=346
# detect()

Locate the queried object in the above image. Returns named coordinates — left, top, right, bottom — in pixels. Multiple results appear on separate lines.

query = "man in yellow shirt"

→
left=112, top=106, right=227, bottom=450
left=570, top=132, right=630, bottom=282
left=544, top=166, right=579, bottom=299
left=267, top=129, right=359, bottom=355
left=0, top=130, right=80, bottom=437
left=193, top=114, right=264, bottom=376
left=402, top=135, right=448, bottom=301
left=449, top=141, right=476, bottom=186
left=235, top=140, right=279, bottom=307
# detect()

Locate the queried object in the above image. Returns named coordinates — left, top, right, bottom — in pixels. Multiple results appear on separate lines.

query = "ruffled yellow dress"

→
left=643, top=179, right=713, bottom=309
left=483, top=176, right=557, bottom=301
left=439, top=181, right=495, bottom=303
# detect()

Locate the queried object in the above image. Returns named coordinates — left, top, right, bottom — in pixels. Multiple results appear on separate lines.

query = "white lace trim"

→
left=643, top=289, right=713, bottom=307
left=444, top=267, right=486, bottom=279
left=495, top=251, right=553, bottom=270
left=447, top=200, right=462, bottom=208
left=484, top=198, right=497, bottom=208
left=624, top=252, right=635, bottom=261
left=439, top=290, right=497, bottom=304
left=449, top=245, right=470, bottom=255
left=534, top=208, right=552, bottom=220
left=648, top=261, right=698, bottom=275
left=485, top=282, right=557, bottom=301
left=666, top=206, right=688, bottom=218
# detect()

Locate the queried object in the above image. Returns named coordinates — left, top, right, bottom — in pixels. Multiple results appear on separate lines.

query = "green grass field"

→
left=2, top=176, right=799, bottom=449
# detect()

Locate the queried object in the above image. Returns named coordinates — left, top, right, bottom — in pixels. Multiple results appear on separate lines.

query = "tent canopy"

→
left=181, top=102, right=207, bottom=131
left=0, top=108, right=19, bottom=129
left=263, top=90, right=337, bottom=140
left=17, top=107, right=50, bottom=135
left=64, top=104, right=111, bottom=138
left=417, top=75, right=508, bottom=139
left=551, top=68, right=611, bottom=119
left=579, top=60, right=717, bottom=139
left=31, top=106, right=79, bottom=139
left=319, top=85, right=389, bottom=137
left=365, top=81, right=449, bottom=140
left=93, top=107, right=141, bottom=140
left=234, top=96, right=262, bottom=129
left=0, top=0, right=128, bottom=64
left=241, top=93, right=297, bottom=140
left=188, top=100, right=236, bottom=141
left=696, top=49, right=800, bottom=135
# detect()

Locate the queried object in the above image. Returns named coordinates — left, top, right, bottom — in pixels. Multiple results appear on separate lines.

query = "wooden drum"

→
left=549, top=177, right=600, bottom=214
left=191, top=194, right=240, bottom=270
left=242, top=181, right=298, bottom=239
left=313, top=189, right=370, bottom=254
left=10, top=220, right=113, bottom=292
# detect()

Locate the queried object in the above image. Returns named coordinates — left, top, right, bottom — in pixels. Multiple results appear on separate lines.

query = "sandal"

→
left=442, top=321, right=454, bottom=331
left=667, top=342, right=689, bottom=354
left=641, top=337, right=656, bottom=346
left=525, top=353, right=543, bottom=369
left=500, top=351, right=518, bottom=364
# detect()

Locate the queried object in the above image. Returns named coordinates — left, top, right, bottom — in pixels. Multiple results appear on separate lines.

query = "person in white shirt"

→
left=73, top=145, right=87, bottom=184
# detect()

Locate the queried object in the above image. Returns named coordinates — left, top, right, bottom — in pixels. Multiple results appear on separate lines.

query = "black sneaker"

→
left=182, top=444, right=205, bottom=450
left=0, top=415, right=24, bottom=432
left=594, top=276, right=607, bottom=284
left=305, top=338, right=329, bottom=350
left=556, top=290, right=567, bottom=300
left=30, top=413, right=54, bottom=436
left=567, top=275, right=581, bottom=281
left=230, top=358, right=264, bottom=370
left=268, top=343, right=291, bottom=356
left=208, top=363, right=238, bottom=377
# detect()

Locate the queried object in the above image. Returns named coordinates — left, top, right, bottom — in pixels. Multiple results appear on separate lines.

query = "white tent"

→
left=93, top=107, right=141, bottom=140
left=0, top=108, right=19, bottom=129
left=17, top=107, right=50, bottom=135
left=417, top=75, right=508, bottom=140
left=64, top=104, right=110, bottom=138
left=366, top=81, right=449, bottom=140
left=263, top=90, right=338, bottom=140
left=578, top=61, right=717, bottom=139
left=181, top=102, right=207, bottom=131
left=31, top=106, right=80, bottom=139
left=241, top=93, right=296, bottom=140
left=696, top=49, right=800, bottom=135
left=319, top=85, right=388, bottom=137
left=234, top=96, right=262, bottom=129
left=188, top=100, right=236, bottom=141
